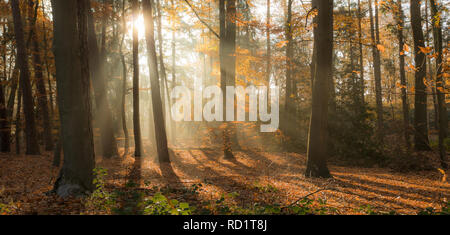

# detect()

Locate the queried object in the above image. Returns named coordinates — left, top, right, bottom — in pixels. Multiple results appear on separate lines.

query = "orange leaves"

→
left=376, top=44, right=385, bottom=53
left=276, top=40, right=289, bottom=49
left=418, top=46, right=432, bottom=54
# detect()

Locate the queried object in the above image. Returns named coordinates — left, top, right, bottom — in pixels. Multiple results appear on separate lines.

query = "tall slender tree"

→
left=27, top=0, right=53, bottom=151
left=430, top=0, right=448, bottom=168
left=394, top=0, right=410, bottom=147
left=410, top=0, right=431, bottom=151
left=368, top=0, right=384, bottom=141
left=11, top=0, right=40, bottom=155
left=87, top=0, right=119, bottom=158
left=143, top=0, right=170, bottom=163
left=131, top=0, right=142, bottom=157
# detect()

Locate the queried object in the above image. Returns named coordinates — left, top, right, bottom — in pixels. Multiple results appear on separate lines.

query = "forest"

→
left=0, top=0, right=449, bottom=216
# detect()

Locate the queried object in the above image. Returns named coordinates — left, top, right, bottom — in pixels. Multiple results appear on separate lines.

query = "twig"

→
left=284, top=187, right=332, bottom=209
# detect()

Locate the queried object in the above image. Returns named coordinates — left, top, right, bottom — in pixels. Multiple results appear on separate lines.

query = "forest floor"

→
left=0, top=147, right=449, bottom=215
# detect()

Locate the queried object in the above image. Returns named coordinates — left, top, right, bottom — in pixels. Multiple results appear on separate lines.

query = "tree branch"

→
left=183, top=0, right=219, bottom=39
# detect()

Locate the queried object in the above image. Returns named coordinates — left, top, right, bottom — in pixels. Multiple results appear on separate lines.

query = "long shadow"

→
left=160, top=149, right=183, bottom=187
left=199, top=149, right=254, bottom=173
left=330, top=177, right=433, bottom=210
left=117, top=156, right=142, bottom=214
left=370, top=173, right=450, bottom=191
left=335, top=174, right=448, bottom=202
left=169, top=150, right=282, bottom=209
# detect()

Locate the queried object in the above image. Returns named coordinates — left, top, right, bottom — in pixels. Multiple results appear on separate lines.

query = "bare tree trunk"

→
left=119, top=0, right=129, bottom=155
left=305, top=0, right=333, bottom=178
left=87, top=0, right=119, bottom=158
left=266, top=0, right=271, bottom=85
left=357, top=0, right=365, bottom=104
left=170, top=0, right=177, bottom=143
left=143, top=0, right=170, bottom=163
left=131, top=0, right=142, bottom=157
left=396, top=0, right=410, bottom=148
left=51, top=0, right=95, bottom=197
left=11, top=0, right=40, bottom=155
left=0, top=18, right=10, bottom=152
left=368, top=0, right=384, bottom=141
left=410, top=0, right=431, bottom=151
left=430, top=0, right=448, bottom=168
left=28, top=0, right=53, bottom=151
left=156, top=0, right=174, bottom=144
left=15, top=88, right=22, bottom=154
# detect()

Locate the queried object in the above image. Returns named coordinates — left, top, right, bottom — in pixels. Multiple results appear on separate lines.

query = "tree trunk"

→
left=119, top=0, right=129, bottom=156
left=396, top=0, right=410, bottom=148
left=11, top=0, right=40, bottom=155
left=28, top=0, right=53, bottom=151
left=357, top=0, right=365, bottom=104
left=51, top=0, right=95, bottom=197
left=0, top=19, right=9, bottom=152
left=305, top=0, right=333, bottom=178
left=143, top=0, right=170, bottom=163
left=410, top=0, right=431, bottom=151
left=368, top=0, right=384, bottom=141
left=266, top=0, right=271, bottom=85
left=87, top=0, right=119, bottom=158
left=430, top=0, right=448, bottom=168
left=15, top=88, right=22, bottom=154
left=131, top=0, right=142, bottom=157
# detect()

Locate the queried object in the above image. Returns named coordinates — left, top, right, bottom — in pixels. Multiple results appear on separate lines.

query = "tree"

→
left=305, top=0, right=333, bottom=178
left=368, top=0, right=384, bottom=141
left=11, top=0, right=40, bottom=155
left=87, top=0, right=119, bottom=158
left=143, top=0, right=170, bottom=163
left=395, top=0, right=410, bottom=147
left=219, top=0, right=237, bottom=159
left=119, top=0, right=129, bottom=155
left=430, top=0, right=448, bottom=168
left=131, top=0, right=142, bottom=157
left=27, top=0, right=53, bottom=151
left=357, top=0, right=365, bottom=104
left=410, top=0, right=431, bottom=151
left=51, top=0, right=95, bottom=196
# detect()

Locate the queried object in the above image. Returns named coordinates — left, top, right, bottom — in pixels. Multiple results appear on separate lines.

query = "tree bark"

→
left=87, top=0, right=119, bottom=158
left=430, top=0, right=448, bottom=168
left=27, top=0, right=53, bottom=151
left=131, top=0, right=142, bottom=157
left=143, top=0, right=170, bottom=163
left=368, top=0, right=384, bottom=141
left=51, top=0, right=95, bottom=197
left=410, top=0, right=431, bottom=151
left=266, top=0, right=271, bottom=85
left=357, top=0, right=365, bottom=104
left=11, top=0, right=40, bottom=155
left=119, top=0, right=129, bottom=156
left=395, top=0, right=411, bottom=148
left=305, top=0, right=333, bottom=178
